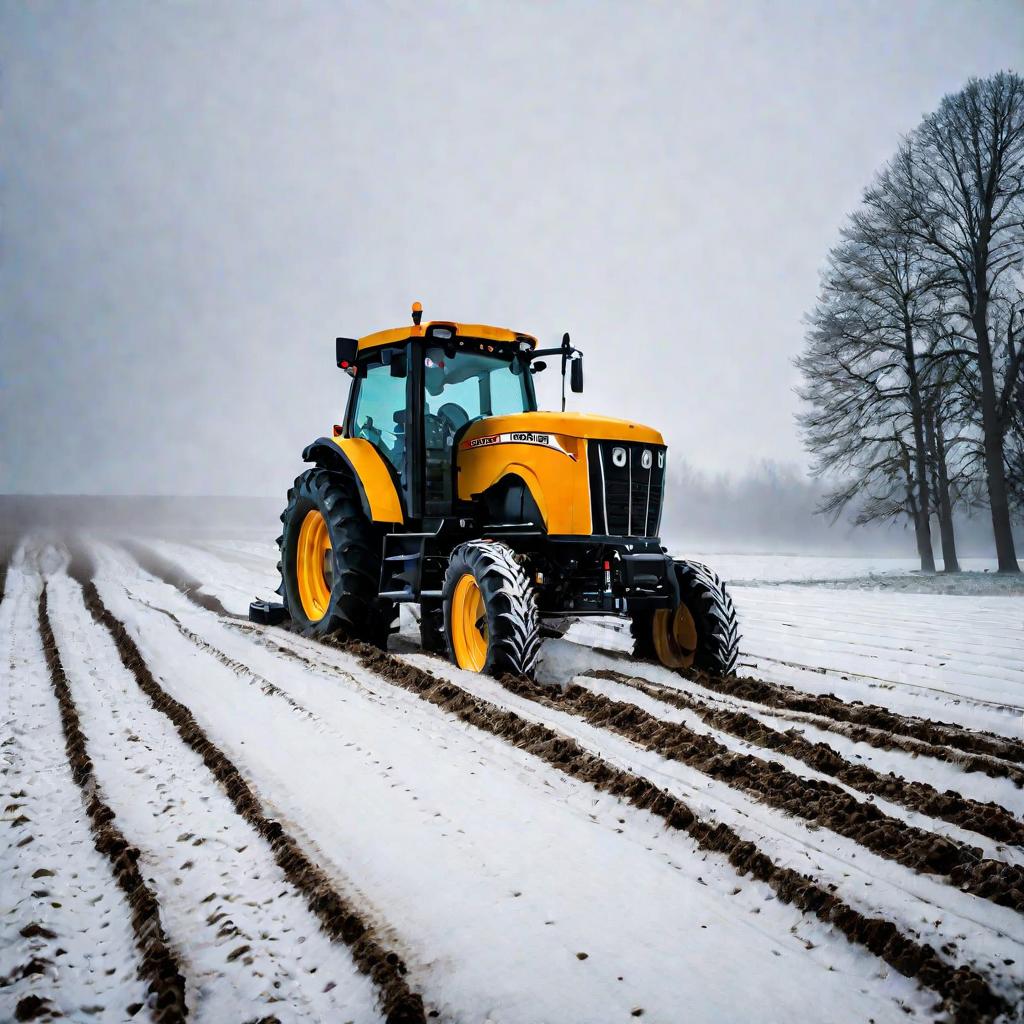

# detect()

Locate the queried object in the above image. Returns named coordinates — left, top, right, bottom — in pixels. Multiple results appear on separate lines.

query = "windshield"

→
left=423, top=348, right=535, bottom=432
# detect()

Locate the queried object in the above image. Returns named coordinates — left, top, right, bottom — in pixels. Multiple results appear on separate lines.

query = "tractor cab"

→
left=334, top=306, right=570, bottom=528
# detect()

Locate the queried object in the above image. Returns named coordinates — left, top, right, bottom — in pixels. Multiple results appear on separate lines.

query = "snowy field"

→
left=3, top=535, right=1023, bottom=1024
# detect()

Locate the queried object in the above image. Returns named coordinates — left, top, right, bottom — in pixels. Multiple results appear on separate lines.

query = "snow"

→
left=0, top=547, right=149, bottom=1024
left=395, top=644, right=1024, bottom=1006
left=44, top=560, right=384, bottom=1023
left=6, top=535, right=1024, bottom=1022
left=87, top=543, right=936, bottom=1023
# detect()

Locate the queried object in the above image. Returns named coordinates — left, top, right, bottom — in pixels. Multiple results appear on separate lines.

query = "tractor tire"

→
left=442, top=541, right=541, bottom=678
left=631, top=560, right=739, bottom=676
left=419, top=598, right=447, bottom=654
left=277, top=468, right=394, bottom=645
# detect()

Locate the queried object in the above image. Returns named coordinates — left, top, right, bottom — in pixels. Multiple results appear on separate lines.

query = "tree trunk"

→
left=901, top=447, right=934, bottom=572
left=927, top=407, right=960, bottom=573
left=973, top=296, right=1020, bottom=573
left=904, top=321, right=936, bottom=573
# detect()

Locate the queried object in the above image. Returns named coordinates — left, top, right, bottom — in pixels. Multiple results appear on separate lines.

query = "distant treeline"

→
left=658, top=460, right=1018, bottom=558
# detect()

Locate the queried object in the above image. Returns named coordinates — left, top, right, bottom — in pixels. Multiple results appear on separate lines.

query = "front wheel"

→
left=631, top=560, right=740, bottom=675
left=442, top=541, right=541, bottom=678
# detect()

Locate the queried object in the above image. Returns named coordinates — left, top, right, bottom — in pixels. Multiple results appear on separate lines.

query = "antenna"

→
left=560, top=332, right=571, bottom=412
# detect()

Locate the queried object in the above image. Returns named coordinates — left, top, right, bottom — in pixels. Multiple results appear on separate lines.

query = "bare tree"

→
left=798, top=194, right=945, bottom=571
left=870, top=73, right=1024, bottom=572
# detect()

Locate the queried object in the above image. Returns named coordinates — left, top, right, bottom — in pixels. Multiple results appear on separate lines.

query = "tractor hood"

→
left=456, top=411, right=667, bottom=536
left=460, top=411, right=664, bottom=448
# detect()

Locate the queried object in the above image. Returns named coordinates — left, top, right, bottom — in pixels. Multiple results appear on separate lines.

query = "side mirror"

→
left=336, top=337, right=358, bottom=369
left=570, top=354, right=584, bottom=393
left=531, top=360, right=548, bottom=374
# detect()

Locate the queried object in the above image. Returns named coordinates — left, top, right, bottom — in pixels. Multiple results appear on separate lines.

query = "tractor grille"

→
left=587, top=440, right=666, bottom=538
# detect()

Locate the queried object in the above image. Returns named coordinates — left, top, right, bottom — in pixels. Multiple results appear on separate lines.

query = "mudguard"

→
left=302, top=436, right=405, bottom=524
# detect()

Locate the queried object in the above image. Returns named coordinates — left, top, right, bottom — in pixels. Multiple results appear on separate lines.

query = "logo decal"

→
left=460, top=432, right=576, bottom=459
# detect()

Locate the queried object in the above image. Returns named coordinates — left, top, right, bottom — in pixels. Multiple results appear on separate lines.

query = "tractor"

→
left=252, top=303, right=740, bottom=680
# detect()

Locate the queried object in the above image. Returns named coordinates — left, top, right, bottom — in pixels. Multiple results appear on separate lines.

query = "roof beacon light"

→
left=411, top=301, right=423, bottom=326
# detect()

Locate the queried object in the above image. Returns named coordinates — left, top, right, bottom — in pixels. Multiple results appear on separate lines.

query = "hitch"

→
left=249, top=600, right=289, bottom=626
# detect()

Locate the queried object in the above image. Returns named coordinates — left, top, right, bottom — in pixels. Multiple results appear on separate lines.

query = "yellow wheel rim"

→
left=652, top=603, right=698, bottom=669
left=296, top=509, right=333, bottom=621
left=450, top=573, right=488, bottom=671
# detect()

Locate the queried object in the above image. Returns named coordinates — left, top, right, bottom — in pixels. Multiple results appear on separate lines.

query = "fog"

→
left=2, top=2, right=1021, bottom=552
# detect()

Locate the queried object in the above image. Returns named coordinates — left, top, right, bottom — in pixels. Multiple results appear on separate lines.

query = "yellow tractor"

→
left=252, top=304, right=739, bottom=679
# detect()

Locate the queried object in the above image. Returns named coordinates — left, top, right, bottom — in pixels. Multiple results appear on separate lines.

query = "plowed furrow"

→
left=70, top=573, right=427, bottom=1024
left=642, top=654, right=1024, bottom=766
left=310, top=636, right=1006, bottom=1024
left=586, top=669, right=1024, bottom=848
left=496, top=672, right=1024, bottom=909
left=724, top=693, right=1024, bottom=787
left=37, top=587, right=189, bottom=1023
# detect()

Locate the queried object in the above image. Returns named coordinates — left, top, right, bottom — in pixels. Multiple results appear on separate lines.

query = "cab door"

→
left=346, top=345, right=414, bottom=517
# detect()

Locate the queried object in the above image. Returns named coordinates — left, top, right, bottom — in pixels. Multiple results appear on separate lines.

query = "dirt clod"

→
left=14, top=995, right=50, bottom=1021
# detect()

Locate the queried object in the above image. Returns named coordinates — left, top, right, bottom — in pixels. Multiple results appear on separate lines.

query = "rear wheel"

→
left=442, top=541, right=541, bottom=678
left=278, top=468, right=394, bottom=644
left=631, top=560, right=739, bottom=675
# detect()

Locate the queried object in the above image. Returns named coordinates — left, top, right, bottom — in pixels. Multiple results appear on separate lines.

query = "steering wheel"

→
left=436, top=402, right=470, bottom=435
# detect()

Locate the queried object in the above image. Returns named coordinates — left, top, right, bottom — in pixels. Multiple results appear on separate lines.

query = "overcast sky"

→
left=2, top=1, right=1022, bottom=496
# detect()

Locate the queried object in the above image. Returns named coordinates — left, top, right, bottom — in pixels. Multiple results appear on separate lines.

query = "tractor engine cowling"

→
left=456, top=411, right=666, bottom=538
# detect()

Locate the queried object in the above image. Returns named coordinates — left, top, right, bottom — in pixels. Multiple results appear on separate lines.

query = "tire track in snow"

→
left=233, top=625, right=1024, bottom=1013
left=47, top=569, right=387, bottom=1023
left=107, top=583, right=1011, bottom=1022
left=322, top=637, right=1009, bottom=1024
left=2, top=555, right=151, bottom=1024
left=66, top=556, right=428, bottom=1024
left=484, top=674, right=1024, bottom=911
left=582, top=668, right=1024, bottom=848
left=123, top=539, right=1019, bottom=1019
left=594, top=642, right=1024, bottom=769
left=37, top=586, right=189, bottom=1023
left=545, top=637, right=1024, bottom=792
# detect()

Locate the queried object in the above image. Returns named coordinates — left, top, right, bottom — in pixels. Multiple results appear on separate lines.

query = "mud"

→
left=37, top=588, right=188, bottom=1023
left=71, top=573, right=427, bottom=1024
left=664, top=661, right=1024, bottom=768
left=502, top=676, right=1024, bottom=910
left=727, top=695, right=1024, bottom=788
left=323, top=637, right=1007, bottom=1024
left=590, top=670, right=1024, bottom=848
left=120, top=540, right=234, bottom=617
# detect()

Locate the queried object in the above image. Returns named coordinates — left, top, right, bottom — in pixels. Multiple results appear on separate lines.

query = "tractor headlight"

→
left=612, top=447, right=627, bottom=467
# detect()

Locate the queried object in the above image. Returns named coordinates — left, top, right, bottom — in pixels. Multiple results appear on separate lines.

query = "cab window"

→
left=351, top=353, right=407, bottom=474
left=422, top=346, right=534, bottom=509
